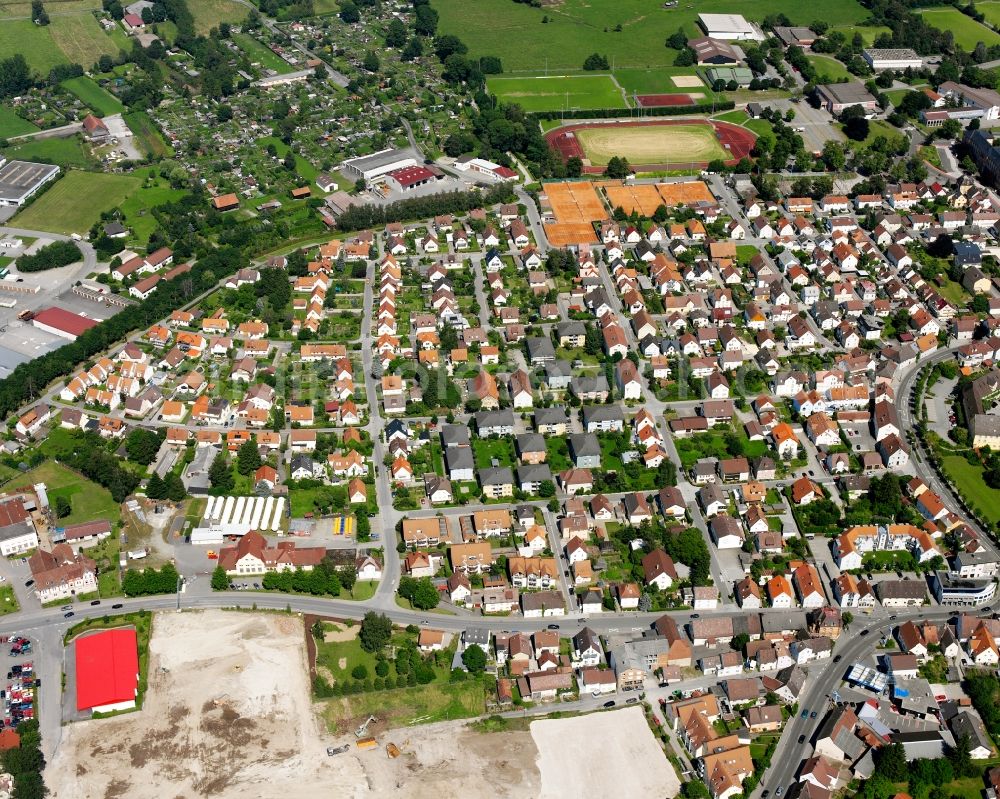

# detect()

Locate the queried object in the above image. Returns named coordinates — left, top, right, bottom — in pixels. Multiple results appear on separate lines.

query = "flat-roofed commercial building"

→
left=0, top=158, right=60, bottom=207
left=863, top=48, right=922, bottom=70
left=341, top=148, right=418, bottom=182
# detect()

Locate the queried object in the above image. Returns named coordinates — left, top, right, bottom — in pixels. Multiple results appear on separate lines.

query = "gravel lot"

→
left=531, top=707, right=680, bottom=799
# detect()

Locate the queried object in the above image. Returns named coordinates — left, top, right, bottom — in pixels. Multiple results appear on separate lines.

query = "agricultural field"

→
left=0, top=107, right=38, bottom=139
left=4, top=461, right=119, bottom=527
left=234, top=32, right=296, bottom=74
left=434, top=0, right=870, bottom=70
left=125, top=110, right=173, bottom=158
left=575, top=123, right=728, bottom=166
left=806, top=54, right=852, bottom=82
left=0, top=0, right=101, bottom=16
left=188, top=0, right=247, bottom=35
left=486, top=74, right=626, bottom=112
left=2, top=135, right=94, bottom=168
left=980, top=1, right=1000, bottom=27
left=917, top=7, right=1000, bottom=49
left=0, top=19, right=67, bottom=75
left=61, top=75, right=124, bottom=116
left=48, top=11, right=118, bottom=66
left=12, top=169, right=141, bottom=234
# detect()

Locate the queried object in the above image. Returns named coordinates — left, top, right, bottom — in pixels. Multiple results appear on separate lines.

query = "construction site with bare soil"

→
left=45, top=609, right=677, bottom=799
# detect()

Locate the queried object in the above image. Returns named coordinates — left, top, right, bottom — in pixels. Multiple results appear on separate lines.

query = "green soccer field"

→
left=435, top=0, right=871, bottom=71
left=918, top=7, right=1000, bottom=49
left=487, top=74, right=627, bottom=111
left=12, top=170, right=141, bottom=235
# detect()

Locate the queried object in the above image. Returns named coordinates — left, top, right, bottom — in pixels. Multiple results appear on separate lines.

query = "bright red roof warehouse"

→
left=75, top=628, right=139, bottom=712
left=32, top=307, right=99, bottom=340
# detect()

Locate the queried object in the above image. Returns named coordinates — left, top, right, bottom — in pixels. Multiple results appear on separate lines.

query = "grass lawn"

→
left=321, top=680, right=485, bottom=732
left=937, top=276, right=968, bottom=306
left=576, top=123, right=727, bottom=166
left=832, top=24, right=891, bottom=45
left=4, top=461, right=120, bottom=527
left=675, top=429, right=740, bottom=469
left=234, top=32, right=295, bottom=74
left=806, top=54, right=852, bottom=82
left=0, top=19, right=66, bottom=75
left=0, top=586, right=19, bottom=616
left=3, top=136, right=93, bottom=169
left=13, top=169, right=141, bottom=235
left=612, top=66, right=709, bottom=96
left=487, top=74, right=626, bottom=112
left=941, top=455, right=1000, bottom=524
left=472, top=437, right=515, bottom=469
left=257, top=136, right=319, bottom=183
left=436, top=0, right=869, bottom=70
left=981, top=1, right=1000, bottom=26
left=746, top=118, right=775, bottom=144
left=918, top=7, right=1000, bottom=49
left=124, top=110, right=173, bottom=159
left=0, top=108, right=38, bottom=139
left=118, top=178, right=187, bottom=242
left=918, top=144, right=942, bottom=168
left=714, top=109, right=749, bottom=124
left=189, top=0, right=248, bottom=34
left=48, top=12, right=119, bottom=67
left=98, top=570, right=123, bottom=598
left=62, top=76, right=124, bottom=116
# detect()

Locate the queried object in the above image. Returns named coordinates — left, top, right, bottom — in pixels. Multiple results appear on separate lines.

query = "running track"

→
left=546, top=119, right=756, bottom=173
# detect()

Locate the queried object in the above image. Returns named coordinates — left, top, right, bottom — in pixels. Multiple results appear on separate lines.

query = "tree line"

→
left=335, top=184, right=514, bottom=232
left=122, top=562, right=181, bottom=596
left=0, top=246, right=243, bottom=422
left=15, top=241, right=82, bottom=273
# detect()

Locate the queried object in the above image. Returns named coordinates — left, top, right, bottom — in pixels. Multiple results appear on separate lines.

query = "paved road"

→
left=755, top=607, right=957, bottom=799
left=6, top=123, right=83, bottom=143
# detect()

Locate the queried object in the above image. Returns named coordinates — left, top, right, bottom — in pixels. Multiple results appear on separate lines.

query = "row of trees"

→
left=1, top=719, right=45, bottom=799
left=122, top=562, right=180, bottom=596
left=0, top=247, right=243, bottom=421
left=335, top=184, right=514, bottom=232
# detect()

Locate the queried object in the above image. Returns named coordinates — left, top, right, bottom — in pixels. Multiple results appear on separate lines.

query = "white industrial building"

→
left=697, top=13, right=763, bottom=41
left=341, top=148, right=419, bottom=183
left=189, top=494, right=286, bottom=544
left=0, top=158, right=60, bottom=208
left=862, top=48, right=922, bottom=70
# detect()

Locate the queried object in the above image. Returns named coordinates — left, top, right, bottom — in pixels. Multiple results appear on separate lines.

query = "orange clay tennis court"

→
left=543, top=182, right=606, bottom=245
left=601, top=183, right=664, bottom=217
left=657, top=181, right=715, bottom=206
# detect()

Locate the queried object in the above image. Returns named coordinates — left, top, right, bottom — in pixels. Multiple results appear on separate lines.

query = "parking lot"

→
left=0, top=635, right=37, bottom=731
left=769, top=98, right=845, bottom=156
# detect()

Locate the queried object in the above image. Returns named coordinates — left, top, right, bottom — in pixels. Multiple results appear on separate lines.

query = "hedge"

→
left=527, top=101, right=736, bottom=121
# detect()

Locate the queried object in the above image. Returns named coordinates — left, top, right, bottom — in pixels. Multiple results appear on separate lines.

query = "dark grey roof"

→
left=474, top=408, right=515, bottom=431
left=568, top=433, right=601, bottom=458
left=582, top=405, right=624, bottom=425
left=516, top=433, right=546, bottom=455
left=445, top=446, right=475, bottom=471
left=441, top=424, right=470, bottom=447
left=517, top=464, right=552, bottom=484
left=479, top=466, right=514, bottom=486
left=534, top=406, right=570, bottom=427
left=526, top=336, right=556, bottom=361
